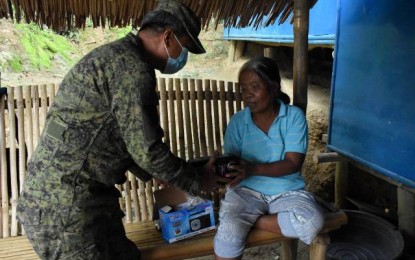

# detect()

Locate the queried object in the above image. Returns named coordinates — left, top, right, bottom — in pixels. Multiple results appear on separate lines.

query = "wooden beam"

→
left=293, top=0, right=310, bottom=113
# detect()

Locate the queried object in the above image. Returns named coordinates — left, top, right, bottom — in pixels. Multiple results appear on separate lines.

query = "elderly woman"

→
left=214, top=57, right=324, bottom=260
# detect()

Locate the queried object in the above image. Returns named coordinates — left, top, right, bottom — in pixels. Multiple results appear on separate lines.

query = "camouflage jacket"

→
left=20, top=32, right=201, bottom=208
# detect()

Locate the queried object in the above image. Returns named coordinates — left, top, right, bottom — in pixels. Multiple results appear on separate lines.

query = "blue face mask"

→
left=162, top=34, right=188, bottom=74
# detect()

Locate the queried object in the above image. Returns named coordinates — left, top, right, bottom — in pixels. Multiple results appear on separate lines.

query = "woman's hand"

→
left=224, top=159, right=255, bottom=188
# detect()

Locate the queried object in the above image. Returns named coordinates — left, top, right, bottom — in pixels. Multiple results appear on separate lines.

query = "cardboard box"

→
left=154, top=186, right=216, bottom=243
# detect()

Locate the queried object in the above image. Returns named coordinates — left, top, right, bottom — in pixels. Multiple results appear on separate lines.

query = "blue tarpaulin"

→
left=328, top=0, right=415, bottom=189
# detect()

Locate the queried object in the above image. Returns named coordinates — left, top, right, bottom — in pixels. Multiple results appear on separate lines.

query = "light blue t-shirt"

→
left=224, top=101, right=307, bottom=195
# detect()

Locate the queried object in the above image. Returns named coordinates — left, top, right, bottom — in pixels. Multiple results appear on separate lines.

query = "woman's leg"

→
left=214, top=187, right=267, bottom=260
left=268, top=190, right=324, bottom=245
left=255, top=214, right=282, bottom=234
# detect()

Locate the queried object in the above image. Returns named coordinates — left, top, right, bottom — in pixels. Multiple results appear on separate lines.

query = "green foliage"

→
left=107, top=25, right=132, bottom=39
left=16, top=23, right=74, bottom=70
left=9, top=56, right=23, bottom=72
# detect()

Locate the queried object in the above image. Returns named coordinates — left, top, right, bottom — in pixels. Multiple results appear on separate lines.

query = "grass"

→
left=9, top=56, right=22, bottom=72
left=16, top=23, right=74, bottom=70
left=2, top=18, right=227, bottom=76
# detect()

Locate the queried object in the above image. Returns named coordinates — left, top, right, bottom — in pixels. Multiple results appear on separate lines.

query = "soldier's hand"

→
left=200, top=151, right=230, bottom=192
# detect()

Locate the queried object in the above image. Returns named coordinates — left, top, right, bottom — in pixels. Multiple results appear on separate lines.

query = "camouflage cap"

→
left=155, top=0, right=206, bottom=54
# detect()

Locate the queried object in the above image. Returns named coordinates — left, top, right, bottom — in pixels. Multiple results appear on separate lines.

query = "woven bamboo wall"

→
left=0, top=77, right=243, bottom=238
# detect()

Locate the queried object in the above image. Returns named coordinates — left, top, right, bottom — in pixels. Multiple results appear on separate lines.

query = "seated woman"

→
left=214, top=57, right=324, bottom=260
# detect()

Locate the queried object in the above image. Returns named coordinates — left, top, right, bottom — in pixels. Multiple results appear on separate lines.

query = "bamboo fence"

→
left=0, top=77, right=243, bottom=238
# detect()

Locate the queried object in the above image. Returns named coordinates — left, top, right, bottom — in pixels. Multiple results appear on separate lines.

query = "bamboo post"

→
left=196, top=79, right=207, bottom=157
left=234, top=82, right=242, bottom=112
left=211, top=80, right=222, bottom=153
left=314, top=152, right=348, bottom=208
left=24, top=86, right=34, bottom=159
left=219, top=81, right=227, bottom=136
left=7, top=87, right=18, bottom=236
left=123, top=175, right=132, bottom=223
left=293, top=0, right=310, bottom=113
left=167, top=78, right=177, bottom=155
left=128, top=172, right=140, bottom=223
left=40, top=84, right=48, bottom=133
left=204, top=79, right=214, bottom=155
left=227, top=82, right=235, bottom=119
left=145, top=180, right=154, bottom=220
left=32, top=86, right=40, bottom=148
left=0, top=92, right=8, bottom=237
left=152, top=179, right=160, bottom=192
left=138, top=180, right=148, bottom=221
left=182, top=79, right=194, bottom=160
left=189, top=79, right=200, bottom=158
left=16, top=87, right=26, bottom=198
left=158, top=78, right=169, bottom=148
left=227, top=40, right=236, bottom=63
left=309, top=234, right=330, bottom=259
left=175, top=78, right=185, bottom=159
left=48, top=84, right=56, bottom=105
left=116, top=184, right=124, bottom=215
left=398, top=187, right=415, bottom=250
left=280, top=239, right=298, bottom=260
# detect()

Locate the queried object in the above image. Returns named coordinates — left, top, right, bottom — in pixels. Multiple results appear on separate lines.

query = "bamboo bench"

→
left=0, top=210, right=347, bottom=260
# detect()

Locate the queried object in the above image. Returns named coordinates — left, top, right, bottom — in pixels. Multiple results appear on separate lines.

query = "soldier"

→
left=17, top=0, right=223, bottom=259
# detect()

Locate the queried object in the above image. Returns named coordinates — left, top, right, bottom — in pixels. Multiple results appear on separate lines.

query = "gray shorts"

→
left=214, top=187, right=324, bottom=258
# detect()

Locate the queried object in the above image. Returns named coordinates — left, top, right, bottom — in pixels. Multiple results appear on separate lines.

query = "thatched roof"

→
left=0, top=0, right=317, bottom=32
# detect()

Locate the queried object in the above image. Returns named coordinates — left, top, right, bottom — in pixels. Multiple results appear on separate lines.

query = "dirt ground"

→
left=1, top=19, right=334, bottom=259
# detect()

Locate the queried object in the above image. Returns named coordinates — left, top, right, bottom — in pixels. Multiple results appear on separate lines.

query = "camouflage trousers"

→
left=17, top=197, right=141, bottom=260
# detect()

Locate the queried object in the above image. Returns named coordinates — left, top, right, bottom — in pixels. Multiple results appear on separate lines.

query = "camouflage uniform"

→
left=17, top=32, right=202, bottom=259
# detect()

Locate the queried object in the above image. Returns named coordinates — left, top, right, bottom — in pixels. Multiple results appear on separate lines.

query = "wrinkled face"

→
left=239, top=69, right=275, bottom=114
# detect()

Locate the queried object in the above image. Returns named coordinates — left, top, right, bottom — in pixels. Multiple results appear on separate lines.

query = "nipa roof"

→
left=0, top=0, right=317, bottom=31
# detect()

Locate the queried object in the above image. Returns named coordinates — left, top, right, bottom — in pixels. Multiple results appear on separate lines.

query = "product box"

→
left=154, top=186, right=216, bottom=243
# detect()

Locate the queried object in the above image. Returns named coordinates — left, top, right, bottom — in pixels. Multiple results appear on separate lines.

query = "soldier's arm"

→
left=109, top=68, right=202, bottom=194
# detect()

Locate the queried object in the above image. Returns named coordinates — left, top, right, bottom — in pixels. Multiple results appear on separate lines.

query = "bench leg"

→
left=309, top=233, right=330, bottom=260
left=280, top=239, right=298, bottom=260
